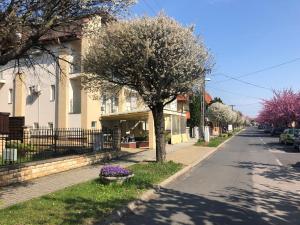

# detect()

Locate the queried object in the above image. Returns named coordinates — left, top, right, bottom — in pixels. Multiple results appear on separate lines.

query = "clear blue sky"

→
left=130, top=0, right=300, bottom=118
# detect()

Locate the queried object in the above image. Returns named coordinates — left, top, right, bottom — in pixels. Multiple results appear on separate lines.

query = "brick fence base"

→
left=0, top=151, right=125, bottom=187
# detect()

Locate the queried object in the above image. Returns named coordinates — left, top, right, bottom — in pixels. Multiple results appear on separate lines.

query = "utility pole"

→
left=199, top=77, right=211, bottom=140
left=229, top=104, right=235, bottom=111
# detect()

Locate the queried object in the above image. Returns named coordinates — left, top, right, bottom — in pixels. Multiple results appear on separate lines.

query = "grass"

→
left=195, top=128, right=243, bottom=147
left=195, top=136, right=229, bottom=147
left=0, top=161, right=182, bottom=225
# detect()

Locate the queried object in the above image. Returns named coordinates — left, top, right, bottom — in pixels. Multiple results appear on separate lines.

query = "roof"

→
left=177, top=95, right=189, bottom=101
left=205, top=92, right=212, bottom=104
left=177, top=92, right=212, bottom=104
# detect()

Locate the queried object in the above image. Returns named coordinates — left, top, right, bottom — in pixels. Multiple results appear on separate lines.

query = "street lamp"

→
left=200, top=77, right=211, bottom=140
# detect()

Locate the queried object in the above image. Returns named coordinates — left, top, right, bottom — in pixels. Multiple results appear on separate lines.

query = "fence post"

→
left=0, top=134, right=7, bottom=158
left=23, top=126, right=30, bottom=145
left=112, top=128, right=121, bottom=151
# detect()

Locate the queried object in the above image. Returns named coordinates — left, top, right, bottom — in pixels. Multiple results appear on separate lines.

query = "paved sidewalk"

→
left=0, top=140, right=216, bottom=209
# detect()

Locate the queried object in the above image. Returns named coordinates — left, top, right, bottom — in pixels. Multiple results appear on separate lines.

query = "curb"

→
left=100, top=128, right=245, bottom=225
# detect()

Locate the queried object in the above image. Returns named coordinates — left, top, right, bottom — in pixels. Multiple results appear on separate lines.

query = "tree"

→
left=0, top=0, right=134, bottom=66
left=83, top=14, right=212, bottom=162
left=207, top=102, right=247, bottom=129
left=209, top=97, right=223, bottom=105
left=188, top=93, right=202, bottom=128
left=257, top=89, right=300, bottom=127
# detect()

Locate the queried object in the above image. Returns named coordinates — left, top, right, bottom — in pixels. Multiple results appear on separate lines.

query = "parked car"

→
left=264, top=125, right=272, bottom=133
left=271, top=127, right=285, bottom=136
left=279, top=128, right=300, bottom=145
left=293, top=133, right=300, bottom=152
left=258, top=124, right=264, bottom=129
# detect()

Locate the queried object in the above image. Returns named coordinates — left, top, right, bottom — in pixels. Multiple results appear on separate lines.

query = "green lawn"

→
left=195, top=136, right=229, bottom=147
left=0, top=161, right=182, bottom=225
left=195, top=129, right=243, bottom=147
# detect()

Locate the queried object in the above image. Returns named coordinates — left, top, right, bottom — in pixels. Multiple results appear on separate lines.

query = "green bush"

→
left=6, top=141, right=36, bottom=153
left=164, top=132, right=171, bottom=144
left=220, top=133, right=228, bottom=138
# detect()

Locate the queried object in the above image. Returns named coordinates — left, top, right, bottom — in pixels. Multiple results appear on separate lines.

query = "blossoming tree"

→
left=83, top=15, right=212, bottom=162
left=257, top=89, right=300, bottom=127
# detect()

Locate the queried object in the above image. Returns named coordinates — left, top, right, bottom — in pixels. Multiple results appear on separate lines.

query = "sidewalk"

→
left=0, top=140, right=216, bottom=209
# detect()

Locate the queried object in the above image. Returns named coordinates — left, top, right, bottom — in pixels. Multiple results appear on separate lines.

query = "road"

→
left=114, top=127, right=300, bottom=225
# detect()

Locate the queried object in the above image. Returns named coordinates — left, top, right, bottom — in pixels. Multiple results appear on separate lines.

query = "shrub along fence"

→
left=0, top=128, right=120, bottom=167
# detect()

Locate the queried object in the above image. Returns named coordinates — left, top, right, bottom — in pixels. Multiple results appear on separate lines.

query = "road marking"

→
left=259, top=137, right=266, bottom=145
left=276, top=158, right=283, bottom=166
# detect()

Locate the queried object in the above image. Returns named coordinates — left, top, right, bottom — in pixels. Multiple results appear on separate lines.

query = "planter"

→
left=121, top=142, right=137, bottom=148
left=100, top=174, right=134, bottom=185
left=136, top=141, right=149, bottom=148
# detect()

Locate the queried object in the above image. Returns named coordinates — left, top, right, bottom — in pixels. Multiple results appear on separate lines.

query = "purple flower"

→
left=100, top=165, right=131, bottom=177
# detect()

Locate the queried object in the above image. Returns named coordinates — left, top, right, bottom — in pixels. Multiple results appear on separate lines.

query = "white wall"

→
left=24, top=50, right=57, bottom=127
left=0, top=64, right=14, bottom=115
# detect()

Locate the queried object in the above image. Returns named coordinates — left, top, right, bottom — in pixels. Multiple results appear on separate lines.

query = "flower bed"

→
left=100, top=165, right=134, bottom=184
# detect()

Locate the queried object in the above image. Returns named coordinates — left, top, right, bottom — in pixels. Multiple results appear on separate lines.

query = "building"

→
left=0, top=22, right=190, bottom=149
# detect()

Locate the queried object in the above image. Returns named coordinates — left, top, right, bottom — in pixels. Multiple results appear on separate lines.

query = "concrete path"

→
left=0, top=140, right=216, bottom=209
left=115, top=128, right=300, bottom=225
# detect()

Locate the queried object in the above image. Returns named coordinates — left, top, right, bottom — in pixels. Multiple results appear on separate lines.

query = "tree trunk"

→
left=151, top=104, right=166, bottom=162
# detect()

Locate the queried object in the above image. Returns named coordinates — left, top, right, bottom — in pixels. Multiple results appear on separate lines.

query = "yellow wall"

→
left=57, top=49, right=69, bottom=128
left=171, top=133, right=188, bottom=144
left=13, top=73, right=25, bottom=116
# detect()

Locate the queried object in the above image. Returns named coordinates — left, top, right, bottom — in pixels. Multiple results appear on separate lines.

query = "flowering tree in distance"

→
left=257, top=89, right=300, bottom=127
left=83, top=15, right=212, bottom=162
left=207, top=102, right=247, bottom=129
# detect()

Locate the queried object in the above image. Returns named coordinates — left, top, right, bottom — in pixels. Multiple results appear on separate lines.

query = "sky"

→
left=130, top=0, right=300, bottom=118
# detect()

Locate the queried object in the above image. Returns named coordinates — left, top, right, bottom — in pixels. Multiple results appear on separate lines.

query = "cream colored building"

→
left=0, top=32, right=189, bottom=149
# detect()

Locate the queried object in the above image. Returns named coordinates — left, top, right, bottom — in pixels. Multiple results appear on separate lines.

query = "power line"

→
left=206, top=84, right=263, bottom=100
left=212, top=57, right=300, bottom=84
left=235, top=102, right=261, bottom=107
left=141, top=0, right=157, bottom=14
left=152, top=0, right=162, bottom=9
left=218, top=74, right=273, bottom=91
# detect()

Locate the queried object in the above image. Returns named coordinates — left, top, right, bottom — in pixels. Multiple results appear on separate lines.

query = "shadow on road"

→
left=234, top=161, right=300, bottom=183
left=118, top=186, right=300, bottom=225
left=209, top=184, right=300, bottom=225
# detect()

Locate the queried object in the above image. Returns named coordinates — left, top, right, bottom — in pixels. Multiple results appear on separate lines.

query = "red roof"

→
left=205, top=92, right=212, bottom=104
left=177, top=95, right=189, bottom=101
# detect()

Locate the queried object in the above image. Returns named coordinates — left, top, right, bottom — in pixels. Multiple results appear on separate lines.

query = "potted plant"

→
left=99, top=165, right=134, bottom=184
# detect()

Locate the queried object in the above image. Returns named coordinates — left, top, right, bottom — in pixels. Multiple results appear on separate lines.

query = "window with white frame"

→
left=50, top=85, right=55, bottom=101
left=8, top=88, right=13, bottom=104
left=101, top=95, right=119, bottom=114
left=126, top=95, right=137, bottom=111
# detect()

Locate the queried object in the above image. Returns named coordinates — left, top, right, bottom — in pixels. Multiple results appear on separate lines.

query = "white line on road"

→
left=259, top=136, right=284, bottom=166
left=259, top=137, right=266, bottom=145
left=276, top=158, right=283, bottom=166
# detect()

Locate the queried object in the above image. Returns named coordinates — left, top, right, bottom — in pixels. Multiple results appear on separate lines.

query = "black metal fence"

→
left=0, top=128, right=119, bottom=167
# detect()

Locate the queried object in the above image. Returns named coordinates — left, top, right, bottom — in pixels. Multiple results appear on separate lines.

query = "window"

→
left=69, top=79, right=81, bottom=114
left=91, top=121, right=97, bottom=129
left=50, top=85, right=55, bottom=101
left=8, top=88, right=13, bottom=104
left=126, top=95, right=137, bottom=111
left=69, top=54, right=81, bottom=74
left=33, top=122, right=39, bottom=129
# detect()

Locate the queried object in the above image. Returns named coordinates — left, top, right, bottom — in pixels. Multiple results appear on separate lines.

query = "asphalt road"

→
left=114, top=127, right=300, bottom=225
